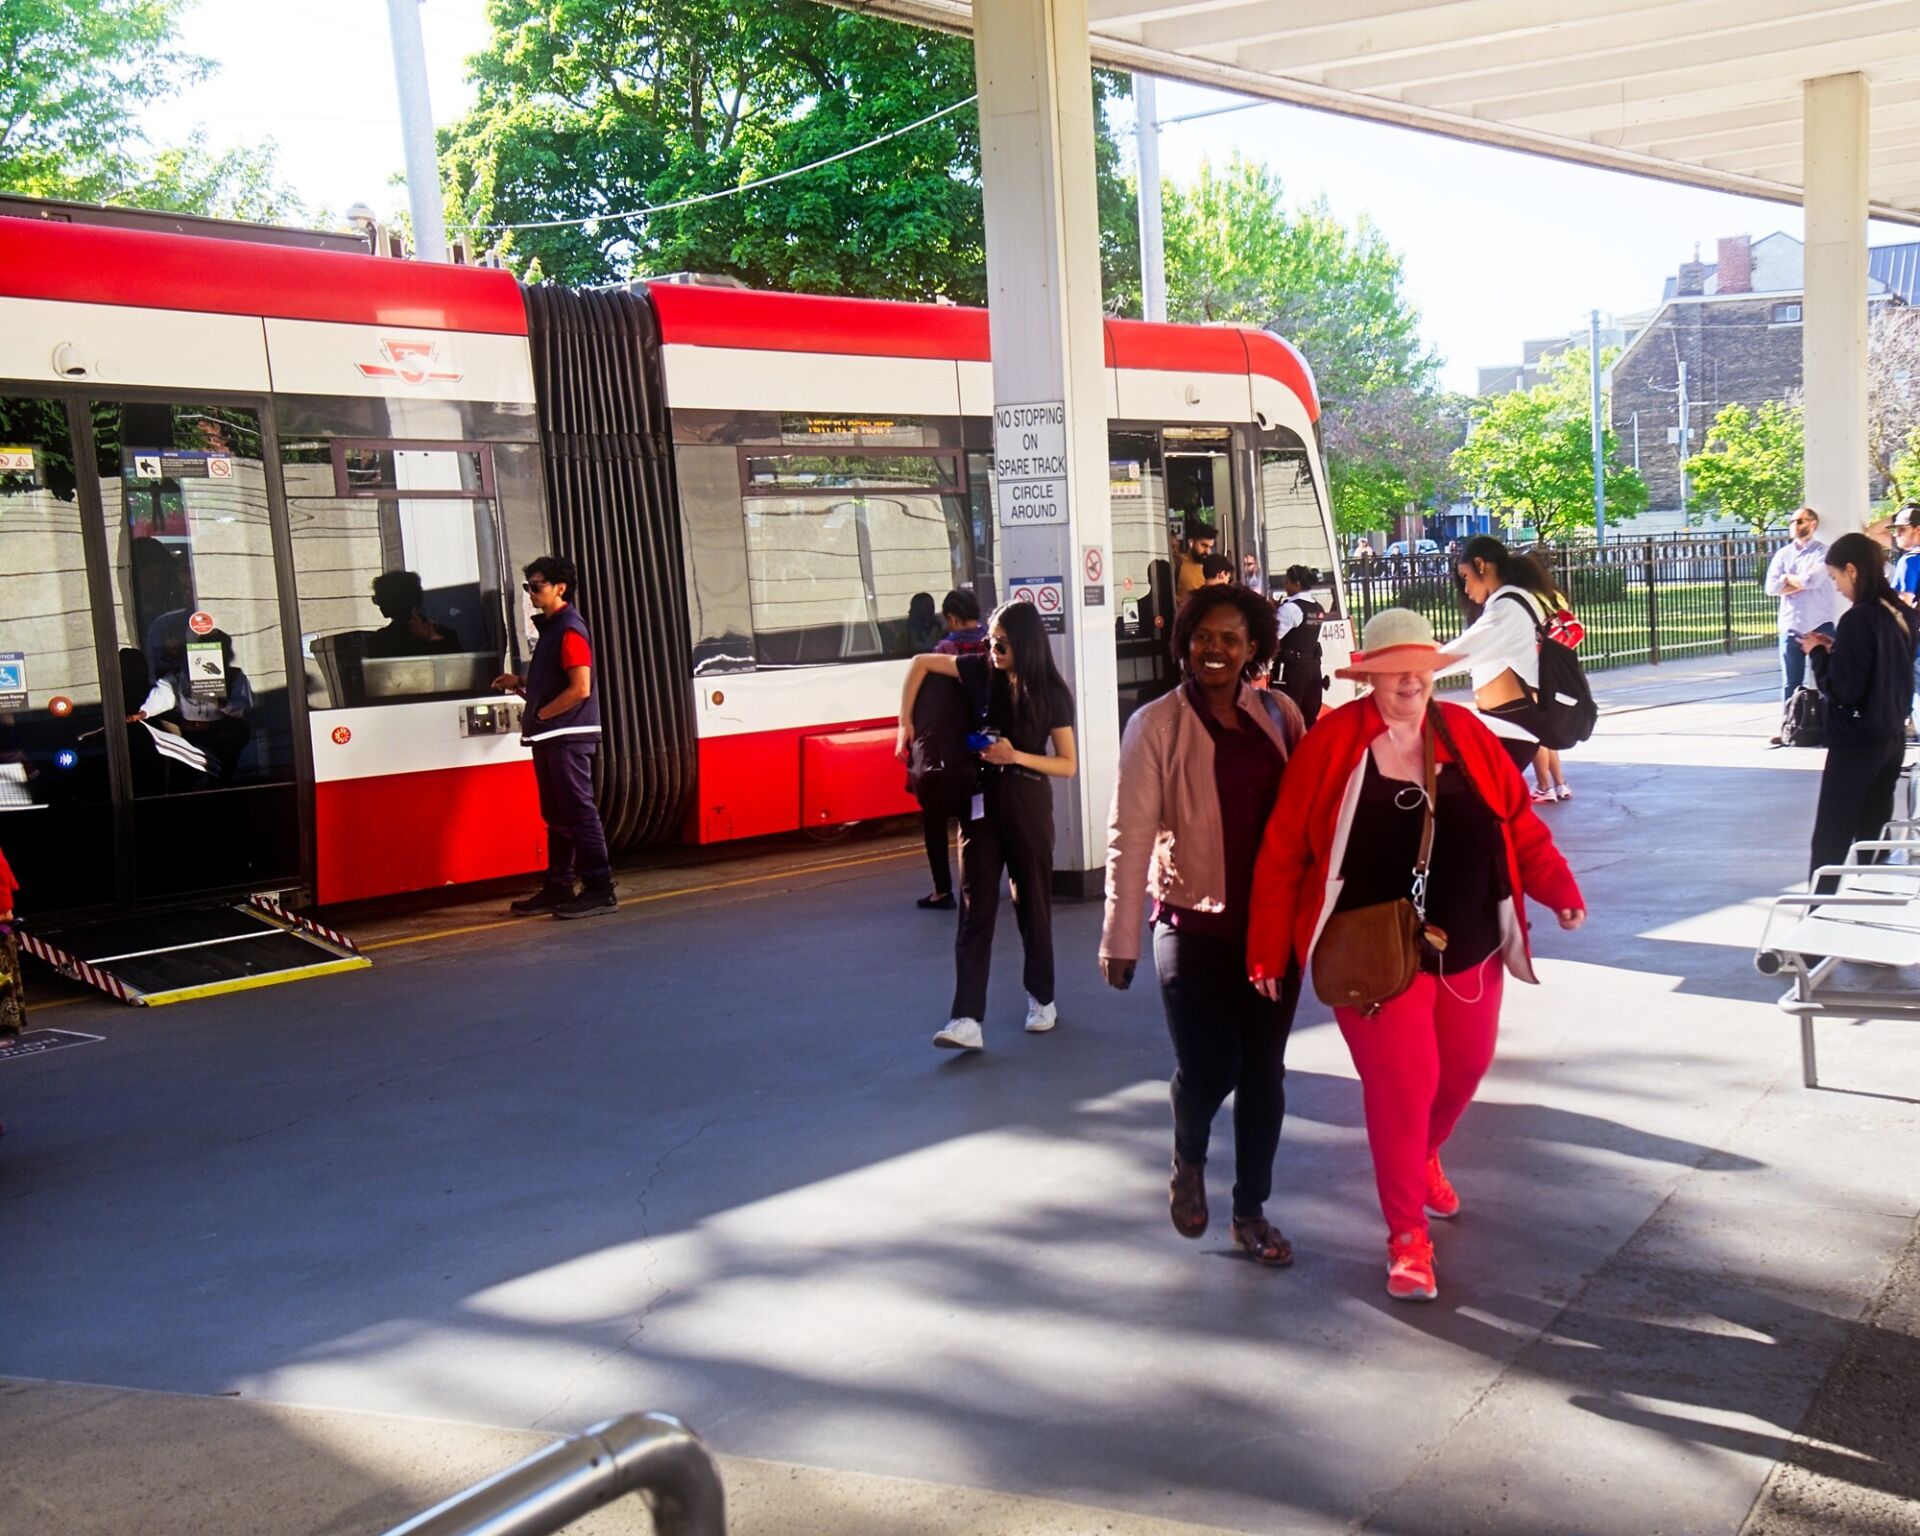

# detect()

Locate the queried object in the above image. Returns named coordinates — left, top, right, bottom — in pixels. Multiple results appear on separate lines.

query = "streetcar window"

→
left=1258, top=435, right=1339, bottom=611
left=741, top=492, right=971, bottom=667
left=742, top=452, right=959, bottom=493
left=287, top=442, right=506, bottom=708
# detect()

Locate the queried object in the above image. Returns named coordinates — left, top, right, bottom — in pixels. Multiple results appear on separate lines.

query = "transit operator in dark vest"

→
left=1273, top=565, right=1328, bottom=727
left=493, top=555, right=617, bottom=919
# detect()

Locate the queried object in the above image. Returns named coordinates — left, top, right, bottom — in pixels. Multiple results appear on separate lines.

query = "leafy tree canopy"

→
left=1683, top=399, right=1804, bottom=533
left=1452, top=348, right=1647, bottom=541
left=1158, top=154, right=1447, bottom=533
left=0, top=0, right=304, bottom=220
left=441, top=0, right=1138, bottom=300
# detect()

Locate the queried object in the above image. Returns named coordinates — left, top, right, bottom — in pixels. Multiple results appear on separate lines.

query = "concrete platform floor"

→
left=3, top=651, right=1919, bottom=1535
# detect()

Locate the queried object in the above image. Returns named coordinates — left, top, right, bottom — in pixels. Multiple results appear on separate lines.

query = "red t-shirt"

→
left=558, top=630, right=592, bottom=670
left=0, top=846, right=17, bottom=912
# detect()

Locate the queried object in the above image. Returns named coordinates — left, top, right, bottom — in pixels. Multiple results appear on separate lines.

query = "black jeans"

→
left=919, top=784, right=969, bottom=897
left=1154, top=924, right=1301, bottom=1218
left=531, top=738, right=613, bottom=892
left=1810, top=733, right=1907, bottom=893
left=951, top=773, right=1053, bottom=1021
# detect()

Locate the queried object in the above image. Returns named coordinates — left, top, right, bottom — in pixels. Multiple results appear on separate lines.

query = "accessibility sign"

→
left=0, top=651, right=25, bottom=710
left=1007, top=574, right=1067, bottom=635
left=992, top=402, right=1068, bottom=527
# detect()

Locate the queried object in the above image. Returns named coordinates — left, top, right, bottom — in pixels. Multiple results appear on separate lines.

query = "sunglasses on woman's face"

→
left=991, top=639, right=1011, bottom=655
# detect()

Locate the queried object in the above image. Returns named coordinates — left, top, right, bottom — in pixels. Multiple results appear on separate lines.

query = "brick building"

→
left=1610, top=233, right=1906, bottom=525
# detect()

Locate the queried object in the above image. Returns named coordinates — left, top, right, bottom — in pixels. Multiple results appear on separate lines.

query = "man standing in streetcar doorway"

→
left=494, top=556, right=617, bottom=919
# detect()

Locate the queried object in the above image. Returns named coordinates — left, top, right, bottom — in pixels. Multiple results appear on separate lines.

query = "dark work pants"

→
left=919, top=784, right=969, bottom=897
left=532, top=738, right=613, bottom=892
left=951, top=773, right=1054, bottom=1021
left=1810, top=733, right=1907, bottom=893
left=1154, top=925, right=1301, bottom=1218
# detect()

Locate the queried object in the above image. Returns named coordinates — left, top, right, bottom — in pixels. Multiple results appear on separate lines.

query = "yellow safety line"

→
left=361, top=844, right=919, bottom=952
left=138, top=956, right=371, bottom=1007
left=27, top=995, right=87, bottom=1012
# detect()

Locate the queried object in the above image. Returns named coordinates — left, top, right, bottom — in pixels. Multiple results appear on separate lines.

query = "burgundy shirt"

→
left=1156, top=683, right=1285, bottom=940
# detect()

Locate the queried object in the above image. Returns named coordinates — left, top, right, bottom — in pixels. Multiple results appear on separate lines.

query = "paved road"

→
left=4, top=652, right=1917, bottom=1535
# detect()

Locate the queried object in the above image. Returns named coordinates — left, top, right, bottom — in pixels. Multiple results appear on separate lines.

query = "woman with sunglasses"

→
left=898, top=601, right=1077, bottom=1051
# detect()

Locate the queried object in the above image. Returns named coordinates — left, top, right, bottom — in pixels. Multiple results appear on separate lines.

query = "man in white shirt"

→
left=1763, top=506, right=1838, bottom=703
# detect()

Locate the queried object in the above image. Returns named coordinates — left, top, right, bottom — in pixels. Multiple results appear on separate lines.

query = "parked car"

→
left=1384, top=538, right=1441, bottom=557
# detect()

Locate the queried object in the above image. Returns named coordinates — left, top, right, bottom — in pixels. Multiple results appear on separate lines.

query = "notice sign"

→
left=185, top=641, right=228, bottom=701
left=0, top=652, right=24, bottom=710
left=993, top=402, right=1069, bottom=526
left=0, top=447, right=35, bottom=478
left=1008, top=574, right=1067, bottom=635
left=128, top=449, right=232, bottom=481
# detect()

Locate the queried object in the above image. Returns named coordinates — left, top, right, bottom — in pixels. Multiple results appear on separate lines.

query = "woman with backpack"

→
left=897, top=600, right=1077, bottom=1051
left=1101, top=583, right=1307, bottom=1267
left=1801, top=532, right=1916, bottom=893
left=1511, top=554, right=1578, bottom=802
left=1246, top=609, right=1585, bottom=1303
left=1451, top=536, right=1552, bottom=772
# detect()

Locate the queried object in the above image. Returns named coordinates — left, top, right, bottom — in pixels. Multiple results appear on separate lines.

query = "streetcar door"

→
left=0, top=395, right=117, bottom=915
left=86, top=399, right=302, bottom=903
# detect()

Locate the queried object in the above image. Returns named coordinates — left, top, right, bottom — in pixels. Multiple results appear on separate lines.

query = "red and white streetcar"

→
left=0, top=196, right=1349, bottom=962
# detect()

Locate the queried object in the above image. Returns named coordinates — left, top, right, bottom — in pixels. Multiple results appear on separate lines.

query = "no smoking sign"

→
left=1007, top=574, right=1067, bottom=635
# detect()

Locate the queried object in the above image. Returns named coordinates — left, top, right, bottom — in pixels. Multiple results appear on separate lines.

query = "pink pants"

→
left=1335, top=955, right=1504, bottom=1238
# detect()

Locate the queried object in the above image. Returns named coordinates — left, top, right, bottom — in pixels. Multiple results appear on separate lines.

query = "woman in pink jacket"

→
left=1247, top=609, right=1584, bottom=1302
left=1102, top=584, right=1306, bottom=1266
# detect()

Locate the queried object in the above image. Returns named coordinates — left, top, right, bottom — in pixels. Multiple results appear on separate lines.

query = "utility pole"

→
left=1133, top=74, right=1167, bottom=322
left=385, top=0, right=447, bottom=263
left=1589, top=309, right=1607, bottom=544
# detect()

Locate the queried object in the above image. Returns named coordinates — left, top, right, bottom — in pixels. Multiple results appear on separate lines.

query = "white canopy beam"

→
left=1803, top=72, right=1871, bottom=535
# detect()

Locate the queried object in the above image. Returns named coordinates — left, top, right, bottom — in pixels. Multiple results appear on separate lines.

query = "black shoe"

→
left=917, top=892, right=957, bottom=910
left=552, top=887, right=618, bottom=920
left=509, top=887, right=574, bottom=917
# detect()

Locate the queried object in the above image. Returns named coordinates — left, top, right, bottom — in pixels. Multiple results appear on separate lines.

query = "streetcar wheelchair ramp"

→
left=17, top=900, right=368, bottom=1006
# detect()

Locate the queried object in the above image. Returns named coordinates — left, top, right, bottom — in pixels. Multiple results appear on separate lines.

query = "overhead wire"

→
left=449, top=92, right=980, bottom=235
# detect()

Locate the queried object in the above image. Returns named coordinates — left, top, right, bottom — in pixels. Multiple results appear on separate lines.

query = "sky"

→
left=135, top=0, right=1914, bottom=395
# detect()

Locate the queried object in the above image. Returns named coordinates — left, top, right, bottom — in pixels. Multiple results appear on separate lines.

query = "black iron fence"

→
left=1341, top=533, right=1779, bottom=675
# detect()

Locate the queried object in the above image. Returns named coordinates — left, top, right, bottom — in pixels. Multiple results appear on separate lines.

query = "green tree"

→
left=1158, top=154, right=1446, bottom=533
left=1683, top=399, right=1804, bottom=532
left=1, top=0, right=304, bottom=219
left=440, top=0, right=1138, bottom=300
left=1890, top=425, right=1920, bottom=506
left=1452, top=349, right=1647, bottom=540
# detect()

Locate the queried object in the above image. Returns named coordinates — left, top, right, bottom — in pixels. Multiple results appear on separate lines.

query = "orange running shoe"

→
left=1386, top=1230, right=1438, bottom=1302
left=1424, top=1153, right=1461, bottom=1220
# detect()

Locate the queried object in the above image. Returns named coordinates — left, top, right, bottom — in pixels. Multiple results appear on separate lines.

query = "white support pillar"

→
left=974, top=0, right=1117, bottom=894
left=1803, top=73, right=1870, bottom=534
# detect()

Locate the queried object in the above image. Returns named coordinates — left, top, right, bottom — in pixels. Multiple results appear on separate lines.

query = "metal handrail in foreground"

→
left=380, top=1413, right=726, bottom=1536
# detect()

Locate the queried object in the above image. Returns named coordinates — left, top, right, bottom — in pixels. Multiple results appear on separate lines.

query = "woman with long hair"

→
left=1451, top=535, right=1551, bottom=772
left=1801, top=531, right=1915, bottom=892
left=1102, top=584, right=1306, bottom=1266
left=898, top=600, right=1077, bottom=1051
left=1246, top=609, right=1584, bottom=1302
left=1508, top=552, right=1573, bottom=803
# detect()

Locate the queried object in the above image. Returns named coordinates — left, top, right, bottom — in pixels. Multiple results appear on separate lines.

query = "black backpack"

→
left=906, top=670, right=982, bottom=800
left=1780, top=685, right=1826, bottom=748
left=1499, top=591, right=1597, bottom=751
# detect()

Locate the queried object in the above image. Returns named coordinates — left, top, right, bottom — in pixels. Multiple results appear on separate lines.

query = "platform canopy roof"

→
left=858, top=0, right=1920, bottom=224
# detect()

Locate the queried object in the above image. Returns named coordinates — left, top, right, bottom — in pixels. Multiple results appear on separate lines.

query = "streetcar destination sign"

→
left=993, top=401, right=1068, bottom=526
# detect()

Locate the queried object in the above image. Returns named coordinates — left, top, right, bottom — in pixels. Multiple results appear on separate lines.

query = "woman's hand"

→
left=1557, top=908, right=1586, bottom=930
left=1251, top=975, right=1284, bottom=1001
left=1798, top=631, right=1834, bottom=654
left=979, top=737, right=1018, bottom=767
left=895, top=723, right=912, bottom=763
left=1099, top=956, right=1136, bottom=990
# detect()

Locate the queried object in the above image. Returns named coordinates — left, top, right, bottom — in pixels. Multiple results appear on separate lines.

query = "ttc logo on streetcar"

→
left=354, top=337, right=465, bottom=387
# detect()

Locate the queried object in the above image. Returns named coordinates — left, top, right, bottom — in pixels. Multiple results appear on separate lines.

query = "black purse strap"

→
left=1411, top=712, right=1437, bottom=921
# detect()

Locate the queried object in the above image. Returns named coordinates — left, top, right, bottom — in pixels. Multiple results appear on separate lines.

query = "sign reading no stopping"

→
left=993, top=401, right=1068, bottom=527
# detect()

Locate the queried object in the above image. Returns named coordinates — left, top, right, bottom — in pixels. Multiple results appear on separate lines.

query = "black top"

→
left=1810, top=596, right=1915, bottom=746
left=1158, top=683, right=1285, bottom=940
left=1335, top=755, right=1506, bottom=974
left=955, top=653, right=1074, bottom=757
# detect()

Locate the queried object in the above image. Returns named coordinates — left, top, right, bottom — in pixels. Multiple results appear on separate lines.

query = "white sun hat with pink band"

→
left=1334, top=608, right=1465, bottom=680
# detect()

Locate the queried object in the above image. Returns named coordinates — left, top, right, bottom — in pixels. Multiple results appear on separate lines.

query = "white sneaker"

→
left=1024, top=997, right=1058, bottom=1033
left=934, top=1017, right=984, bottom=1051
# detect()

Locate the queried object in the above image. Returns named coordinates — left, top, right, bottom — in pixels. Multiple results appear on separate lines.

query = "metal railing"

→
left=380, top=1413, right=726, bottom=1536
left=1341, top=533, right=1779, bottom=675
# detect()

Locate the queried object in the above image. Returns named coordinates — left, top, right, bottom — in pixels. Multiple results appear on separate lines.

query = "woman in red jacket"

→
left=1246, top=610, right=1585, bottom=1302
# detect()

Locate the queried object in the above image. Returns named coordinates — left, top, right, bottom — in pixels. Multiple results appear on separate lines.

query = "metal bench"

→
left=1756, top=845, right=1920, bottom=1089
